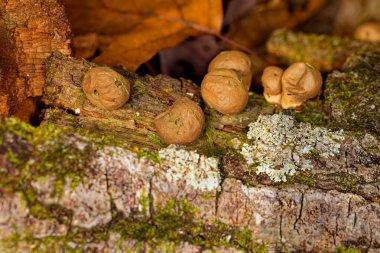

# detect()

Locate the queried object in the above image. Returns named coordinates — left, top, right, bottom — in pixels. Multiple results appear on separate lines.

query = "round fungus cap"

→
left=154, top=97, right=205, bottom=145
left=281, top=62, right=322, bottom=109
left=262, top=66, right=283, bottom=105
left=208, top=50, right=253, bottom=90
left=201, top=68, right=249, bottom=115
left=354, top=22, right=380, bottom=42
left=82, top=67, right=131, bottom=110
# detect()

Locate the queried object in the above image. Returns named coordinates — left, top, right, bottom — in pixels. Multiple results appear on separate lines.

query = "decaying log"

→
left=0, top=0, right=71, bottom=120
left=0, top=48, right=379, bottom=252
left=42, top=52, right=275, bottom=152
left=0, top=114, right=379, bottom=252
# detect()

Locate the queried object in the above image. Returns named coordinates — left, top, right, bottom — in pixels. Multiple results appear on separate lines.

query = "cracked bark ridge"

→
left=0, top=0, right=71, bottom=119
left=75, top=235, right=244, bottom=253
left=0, top=119, right=379, bottom=252
left=218, top=178, right=380, bottom=252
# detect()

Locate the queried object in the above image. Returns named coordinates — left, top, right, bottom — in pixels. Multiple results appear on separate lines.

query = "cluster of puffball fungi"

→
left=81, top=51, right=323, bottom=145
left=262, top=62, right=322, bottom=109
left=201, top=50, right=253, bottom=115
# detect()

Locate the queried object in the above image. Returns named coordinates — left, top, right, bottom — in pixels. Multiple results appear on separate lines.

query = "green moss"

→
left=302, top=149, right=321, bottom=159
left=0, top=117, right=110, bottom=224
left=334, top=173, right=360, bottom=192
left=136, top=148, right=161, bottom=164
left=336, top=246, right=361, bottom=253
left=203, top=120, right=245, bottom=158
left=1, top=197, right=266, bottom=252
left=147, top=132, right=164, bottom=148
left=294, top=100, right=326, bottom=127
left=106, top=199, right=265, bottom=252
left=1, top=230, right=84, bottom=253
left=132, top=80, right=145, bottom=94
left=287, top=171, right=318, bottom=187
left=324, top=50, right=380, bottom=135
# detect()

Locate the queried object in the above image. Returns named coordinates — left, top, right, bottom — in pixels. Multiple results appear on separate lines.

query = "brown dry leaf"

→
left=64, top=0, right=223, bottom=71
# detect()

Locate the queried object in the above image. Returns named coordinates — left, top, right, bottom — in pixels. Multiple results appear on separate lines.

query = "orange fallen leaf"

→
left=64, top=0, right=223, bottom=71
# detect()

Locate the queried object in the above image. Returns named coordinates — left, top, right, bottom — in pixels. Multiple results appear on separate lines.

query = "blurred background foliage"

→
left=64, top=0, right=380, bottom=83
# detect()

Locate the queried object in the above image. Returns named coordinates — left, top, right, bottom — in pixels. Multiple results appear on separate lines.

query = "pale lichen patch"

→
left=240, top=114, right=345, bottom=182
left=158, top=145, right=220, bottom=191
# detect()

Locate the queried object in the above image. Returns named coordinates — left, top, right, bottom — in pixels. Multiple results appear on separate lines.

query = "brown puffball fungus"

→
left=82, top=67, right=131, bottom=110
left=281, top=62, right=322, bottom=109
left=262, top=66, right=283, bottom=105
left=208, top=50, right=253, bottom=91
left=201, top=69, right=248, bottom=115
left=154, top=97, right=205, bottom=145
left=354, top=22, right=380, bottom=42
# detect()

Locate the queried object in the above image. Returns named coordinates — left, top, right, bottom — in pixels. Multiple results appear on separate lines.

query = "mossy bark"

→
left=325, top=49, right=380, bottom=136
left=266, top=29, right=379, bottom=71
left=0, top=116, right=379, bottom=253
left=42, top=52, right=275, bottom=154
left=0, top=48, right=378, bottom=252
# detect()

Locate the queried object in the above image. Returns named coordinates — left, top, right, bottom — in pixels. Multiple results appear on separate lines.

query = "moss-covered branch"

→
left=0, top=114, right=379, bottom=252
left=42, top=52, right=275, bottom=154
left=266, top=29, right=379, bottom=71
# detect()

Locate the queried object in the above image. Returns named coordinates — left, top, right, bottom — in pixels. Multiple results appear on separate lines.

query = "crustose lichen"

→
left=240, top=114, right=345, bottom=182
left=158, top=145, right=220, bottom=191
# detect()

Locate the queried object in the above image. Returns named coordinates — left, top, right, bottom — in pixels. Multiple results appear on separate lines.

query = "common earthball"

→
left=281, top=62, right=322, bottom=109
left=354, top=22, right=380, bottom=42
left=82, top=67, right=130, bottom=110
left=208, top=50, right=253, bottom=90
left=262, top=66, right=283, bottom=105
left=201, top=69, right=248, bottom=115
left=154, top=97, right=205, bottom=145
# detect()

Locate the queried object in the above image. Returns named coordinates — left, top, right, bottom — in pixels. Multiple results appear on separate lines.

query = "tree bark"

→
left=0, top=113, right=379, bottom=252
left=1, top=49, right=379, bottom=252
left=0, top=0, right=71, bottom=120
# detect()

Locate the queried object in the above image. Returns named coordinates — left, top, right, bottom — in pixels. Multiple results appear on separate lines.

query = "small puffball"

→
left=201, top=69, right=248, bottom=115
left=82, top=67, right=130, bottom=110
left=154, top=97, right=205, bottom=145
left=354, top=22, right=380, bottom=42
left=262, top=66, right=283, bottom=105
left=208, top=50, right=253, bottom=91
left=281, top=62, right=322, bottom=109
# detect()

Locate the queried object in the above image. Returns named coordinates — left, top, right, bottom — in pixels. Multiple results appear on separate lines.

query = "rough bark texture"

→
left=0, top=116, right=379, bottom=252
left=0, top=0, right=71, bottom=119
left=0, top=49, right=379, bottom=252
